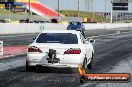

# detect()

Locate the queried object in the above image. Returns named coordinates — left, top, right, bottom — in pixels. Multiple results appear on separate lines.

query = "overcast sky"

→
left=40, top=0, right=132, bottom=12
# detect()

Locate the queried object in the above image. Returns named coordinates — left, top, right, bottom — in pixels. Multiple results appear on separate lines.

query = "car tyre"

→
left=87, top=56, right=93, bottom=69
left=36, top=65, right=50, bottom=73
left=83, top=58, right=88, bottom=71
left=80, top=76, right=87, bottom=83
left=36, top=65, right=43, bottom=73
left=26, top=61, right=35, bottom=72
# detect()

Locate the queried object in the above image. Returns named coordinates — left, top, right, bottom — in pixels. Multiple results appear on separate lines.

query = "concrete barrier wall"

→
left=0, top=23, right=41, bottom=34
left=84, top=23, right=132, bottom=30
left=0, top=23, right=132, bottom=34
left=44, top=23, right=67, bottom=30
left=0, top=23, right=67, bottom=34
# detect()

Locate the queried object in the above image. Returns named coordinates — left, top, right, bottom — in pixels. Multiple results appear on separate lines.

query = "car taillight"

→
left=64, top=48, right=81, bottom=54
left=28, top=46, right=42, bottom=53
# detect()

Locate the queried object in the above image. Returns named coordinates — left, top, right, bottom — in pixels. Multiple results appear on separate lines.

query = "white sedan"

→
left=26, top=30, right=94, bottom=71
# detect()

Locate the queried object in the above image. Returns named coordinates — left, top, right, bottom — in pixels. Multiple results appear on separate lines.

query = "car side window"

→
left=80, top=33, right=86, bottom=44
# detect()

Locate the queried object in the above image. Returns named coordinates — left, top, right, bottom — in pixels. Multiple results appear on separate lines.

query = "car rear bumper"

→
left=27, top=53, right=84, bottom=68
left=27, top=61, right=81, bottom=68
left=37, top=63, right=79, bottom=68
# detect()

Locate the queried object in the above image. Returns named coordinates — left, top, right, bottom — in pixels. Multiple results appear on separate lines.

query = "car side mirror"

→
left=89, top=39, right=95, bottom=43
left=33, top=37, right=36, bottom=40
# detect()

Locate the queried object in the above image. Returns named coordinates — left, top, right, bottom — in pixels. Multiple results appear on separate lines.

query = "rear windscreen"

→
left=36, top=33, right=78, bottom=44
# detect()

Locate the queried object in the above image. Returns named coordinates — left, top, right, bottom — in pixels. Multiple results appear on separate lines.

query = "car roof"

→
left=41, top=30, right=80, bottom=34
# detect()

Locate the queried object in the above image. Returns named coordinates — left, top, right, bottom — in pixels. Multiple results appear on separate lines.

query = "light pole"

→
left=85, top=0, right=88, bottom=11
left=105, top=0, right=107, bottom=21
left=9, top=4, right=11, bottom=20
left=91, top=0, right=94, bottom=20
left=78, top=0, right=80, bottom=17
left=85, top=0, right=87, bottom=11
left=29, top=0, right=31, bottom=14
left=110, top=0, right=113, bottom=23
left=29, top=0, right=31, bottom=21
left=58, top=0, right=60, bottom=17
left=88, top=0, right=90, bottom=11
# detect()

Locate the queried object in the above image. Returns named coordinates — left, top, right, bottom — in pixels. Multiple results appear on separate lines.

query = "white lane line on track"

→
left=88, top=31, right=132, bottom=38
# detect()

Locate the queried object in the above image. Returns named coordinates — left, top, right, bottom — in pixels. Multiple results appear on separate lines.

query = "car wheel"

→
left=36, top=66, right=40, bottom=73
left=87, top=56, right=93, bottom=69
left=83, top=58, right=88, bottom=71
left=26, top=61, right=35, bottom=72
left=36, top=65, right=50, bottom=73
left=36, top=65, right=43, bottom=73
left=80, top=76, right=87, bottom=83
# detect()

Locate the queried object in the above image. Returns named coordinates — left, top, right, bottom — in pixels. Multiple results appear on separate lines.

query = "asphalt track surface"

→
left=0, top=29, right=132, bottom=87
